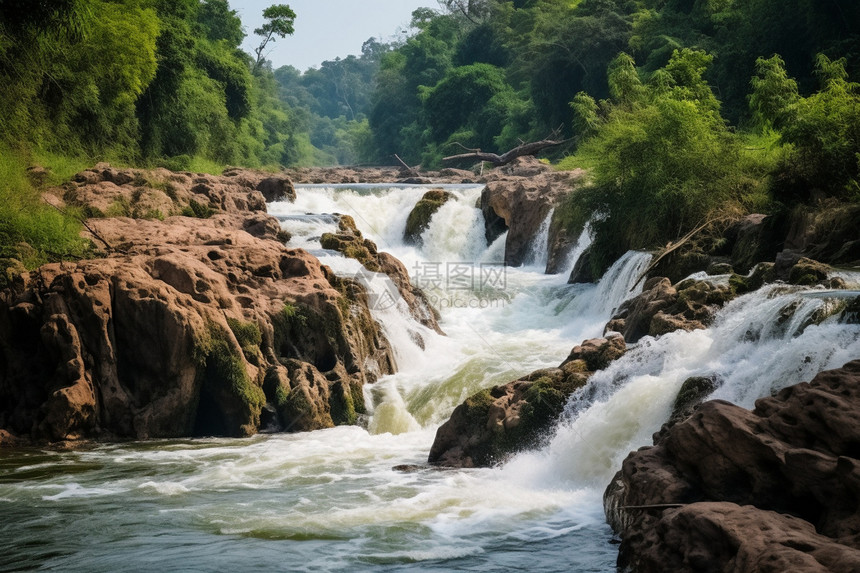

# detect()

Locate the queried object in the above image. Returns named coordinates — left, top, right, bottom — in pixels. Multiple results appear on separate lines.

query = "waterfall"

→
left=270, top=185, right=649, bottom=429
left=506, top=283, right=860, bottom=488
left=523, top=208, right=554, bottom=269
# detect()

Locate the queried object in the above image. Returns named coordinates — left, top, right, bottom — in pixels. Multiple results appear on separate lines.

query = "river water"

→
left=2, top=184, right=859, bottom=572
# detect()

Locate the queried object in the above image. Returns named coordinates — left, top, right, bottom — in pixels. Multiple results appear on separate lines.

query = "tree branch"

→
left=442, top=133, right=570, bottom=167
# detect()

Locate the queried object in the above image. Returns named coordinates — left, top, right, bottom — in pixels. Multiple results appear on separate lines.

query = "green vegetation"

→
left=193, top=322, right=265, bottom=436
left=2, top=0, right=859, bottom=283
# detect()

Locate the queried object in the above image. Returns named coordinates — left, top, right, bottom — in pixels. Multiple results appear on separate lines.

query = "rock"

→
left=561, top=334, right=626, bottom=372
left=404, top=189, right=451, bottom=245
left=428, top=369, right=589, bottom=468
left=606, top=360, right=860, bottom=572
left=788, top=257, right=832, bottom=286
left=568, top=247, right=595, bottom=284
left=782, top=203, right=860, bottom=266
left=481, top=171, right=584, bottom=266
left=668, top=375, right=721, bottom=426
left=322, top=215, right=442, bottom=334
left=706, top=261, right=734, bottom=275
left=608, top=277, right=734, bottom=343
left=725, top=213, right=784, bottom=274
left=729, top=262, right=776, bottom=294
left=623, top=502, right=860, bottom=573
left=256, top=176, right=296, bottom=202
left=430, top=336, right=626, bottom=468
left=0, top=168, right=399, bottom=443
left=496, top=156, right=553, bottom=177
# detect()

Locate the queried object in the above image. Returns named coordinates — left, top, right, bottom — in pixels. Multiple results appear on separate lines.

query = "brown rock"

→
left=481, top=170, right=584, bottom=266
left=606, top=360, right=860, bottom=571
left=0, top=168, right=398, bottom=443
left=609, top=277, right=734, bottom=342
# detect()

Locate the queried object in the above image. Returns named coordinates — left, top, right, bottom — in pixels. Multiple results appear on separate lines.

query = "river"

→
left=1, top=184, right=859, bottom=572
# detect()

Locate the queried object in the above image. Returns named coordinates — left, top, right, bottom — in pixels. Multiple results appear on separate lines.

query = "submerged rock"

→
left=605, top=359, right=860, bottom=572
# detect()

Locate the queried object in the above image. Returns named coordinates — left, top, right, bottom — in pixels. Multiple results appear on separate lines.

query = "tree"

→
left=253, top=4, right=296, bottom=72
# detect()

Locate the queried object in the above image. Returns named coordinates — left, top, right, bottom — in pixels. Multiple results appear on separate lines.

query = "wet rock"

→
left=568, top=247, right=595, bottom=284
left=404, top=189, right=452, bottom=246
left=788, top=257, right=832, bottom=286
left=668, top=375, right=721, bottom=426
left=430, top=336, right=626, bottom=468
left=729, top=262, right=776, bottom=294
left=608, top=277, right=735, bottom=343
left=561, top=334, right=626, bottom=372
left=606, top=360, right=860, bottom=572
left=481, top=170, right=584, bottom=267
left=321, top=215, right=442, bottom=334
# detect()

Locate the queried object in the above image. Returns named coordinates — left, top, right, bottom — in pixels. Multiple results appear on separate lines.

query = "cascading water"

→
left=2, top=183, right=858, bottom=572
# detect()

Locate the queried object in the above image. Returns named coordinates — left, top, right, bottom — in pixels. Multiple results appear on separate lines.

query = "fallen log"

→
left=442, top=136, right=569, bottom=167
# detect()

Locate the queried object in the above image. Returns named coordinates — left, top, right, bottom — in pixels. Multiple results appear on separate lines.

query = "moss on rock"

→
left=404, top=189, right=452, bottom=245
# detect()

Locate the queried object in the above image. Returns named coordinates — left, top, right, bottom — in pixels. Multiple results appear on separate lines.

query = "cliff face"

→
left=0, top=166, right=398, bottom=443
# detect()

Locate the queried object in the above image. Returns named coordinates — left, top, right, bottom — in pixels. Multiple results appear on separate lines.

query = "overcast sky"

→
left=236, top=0, right=436, bottom=72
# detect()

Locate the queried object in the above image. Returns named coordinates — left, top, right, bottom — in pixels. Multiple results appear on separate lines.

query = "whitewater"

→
left=1, top=184, right=858, bottom=572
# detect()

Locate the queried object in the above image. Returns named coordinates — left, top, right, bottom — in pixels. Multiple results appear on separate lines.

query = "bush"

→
left=563, top=51, right=774, bottom=277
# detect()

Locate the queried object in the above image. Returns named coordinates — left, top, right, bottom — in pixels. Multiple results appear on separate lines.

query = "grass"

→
left=0, top=145, right=91, bottom=284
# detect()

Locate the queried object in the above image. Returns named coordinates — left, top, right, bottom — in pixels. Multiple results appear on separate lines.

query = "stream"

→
left=1, top=184, right=859, bottom=572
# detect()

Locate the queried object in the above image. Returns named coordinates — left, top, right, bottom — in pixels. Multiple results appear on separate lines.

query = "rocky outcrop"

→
left=281, top=166, right=478, bottom=185
left=606, top=277, right=735, bottom=343
left=321, top=215, right=441, bottom=334
left=605, top=359, right=860, bottom=572
left=429, top=335, right=625, bottom=467
left=403, top=189, right=452, bottom=245
left=480, top=169, right=585, bottom=267
left=0, top=166, right=398, bottom=444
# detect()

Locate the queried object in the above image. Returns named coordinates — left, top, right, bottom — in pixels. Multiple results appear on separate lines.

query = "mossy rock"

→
left=788, top=258, right=831, bottom=286
left=730, top=262, right=776, bottom=295
left=226, top=317, right=262, bottom=365
left=193, top=325, right=264, bottom=437
left=404, top=189, right=452, bottom=245
left=670, top=375, right=720, bottom=425
left=329, top=380, right=358, bottom=425
left=320, top=232, right=381, bottom=272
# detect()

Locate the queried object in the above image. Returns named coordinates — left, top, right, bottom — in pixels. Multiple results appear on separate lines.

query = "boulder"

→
left=255, top=176, right=296, bottom=202
left=430, top=336, right=626, bottom=468
left=606, top=277, right=733, bottom=343
left=403, top=189, right=452, bottom=245
left=606, top=360, right=860, bottom=572
left=481, top=172, right=583, bottom=266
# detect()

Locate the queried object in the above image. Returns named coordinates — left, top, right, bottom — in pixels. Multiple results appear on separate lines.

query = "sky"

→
left=236, top=0, right=436, bottom=72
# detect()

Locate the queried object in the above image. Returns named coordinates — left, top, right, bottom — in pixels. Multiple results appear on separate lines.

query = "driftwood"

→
left=393, top=154, right=420, bottom=178
left=442, top=133, right=569, bottom=167
left=631, top=215, right=734, bottom=289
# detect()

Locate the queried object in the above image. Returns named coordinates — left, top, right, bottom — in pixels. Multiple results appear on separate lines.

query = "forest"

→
left=1, top=0, right=859, bottom=280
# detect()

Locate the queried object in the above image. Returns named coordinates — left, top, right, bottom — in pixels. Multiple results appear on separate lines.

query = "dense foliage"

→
left=362, top=0, right=859, bottom=168
left=0, top=0, right=310, bottom=279
left=1, top=0, right=859, bottom=282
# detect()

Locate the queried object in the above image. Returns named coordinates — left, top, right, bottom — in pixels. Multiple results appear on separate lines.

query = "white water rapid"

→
left=2, top=184, right=858, bottom=572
